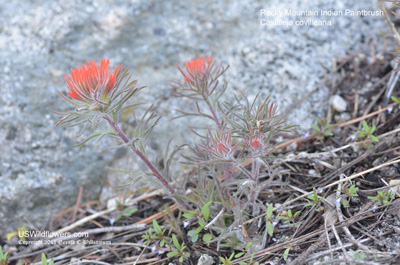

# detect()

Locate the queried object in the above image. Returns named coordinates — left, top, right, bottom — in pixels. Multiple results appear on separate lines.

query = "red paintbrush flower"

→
left=243, top=127, right=273, bottom=156
left=177, top=55, right=213, bottom=84
left=199, top=128, right=239, bottom=159
left=64, top=59, right=122, bottom=106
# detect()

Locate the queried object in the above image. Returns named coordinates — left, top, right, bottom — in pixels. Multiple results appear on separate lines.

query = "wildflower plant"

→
left=335, top=184, right=359, bottom=208
left=55, top=55, right=294, bottom=262
left=368, top=190, right=395, bottom=208
left=110, top=200, right=138, bottom=225
left=280, top=210, right=301, bottom=229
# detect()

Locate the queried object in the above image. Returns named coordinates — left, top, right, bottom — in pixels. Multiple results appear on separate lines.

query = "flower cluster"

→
left=243, top=127, right=273, bottom=156
left=177, top=55, right=213, bottom=84
left=199, top=128, right=239, bottom=159
left=65, top=59, right=122, bottom=108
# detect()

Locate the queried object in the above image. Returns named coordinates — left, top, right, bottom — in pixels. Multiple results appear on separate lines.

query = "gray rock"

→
left=330, top=95, right=348, bottom=112
left=0, top=0, right=389, bottom=233
left=198, top=254, right=215, bottom=265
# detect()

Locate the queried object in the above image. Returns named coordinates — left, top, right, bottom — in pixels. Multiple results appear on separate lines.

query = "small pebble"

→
left=198, top=254, right=215, bottom=265
left=330, top=95, right=347, bottom=112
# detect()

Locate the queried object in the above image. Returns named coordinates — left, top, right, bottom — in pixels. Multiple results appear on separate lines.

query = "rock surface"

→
left=0, top=0, right=388, bottom=233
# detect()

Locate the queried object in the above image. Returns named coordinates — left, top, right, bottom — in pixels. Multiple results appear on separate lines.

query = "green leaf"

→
left=42, top=253, right=47, bottom=265
left=342, top=198, right=349, bottom=208
left=283, top=248, right=290, bottom=261
left=235, top=252, right=245, bottom=258
left=123, top=208, right=137, bottom=216
left=287, top=210, right=293, bottom=218
left=183, top=213, right=195, bottom=219
left=323, top=130, right=334, bottom=136
left=391, top=96, right=400, bottom=102
left=179, top=256, right=184, bottom=262
left=203, top=233, right=212, bottom=242
left=266, top=221, right=274, bottom=237
left=153, top=219, right=162, bottom=235
left=172, top=235, right=180, bottom=249
left=72, top=130, right=113, bottom=149
left=370, top=126, right=376, bottom=134
left=194, top=225, right=203, bottom=235
left=293, top=211, right=301, bottom=218
left=202, top=208, right=210, bottom=222
left=245, top=242, right=252, bottom=250
left=266, top=204, right=273, bottom=219
left=370, top=135, right=379, bottom=142
left=368, top=196, right=380, bottom=201
left=311, top=124, right=320, bottom=132
left=167, top=251, right=179, bottom=257
left=113, top=213, right=122, bottom=223
left=188, top=231, right=198, bottom=243
left=200, top=201, right=213, bottom=221
left=362, top=120, right=369, bottom=132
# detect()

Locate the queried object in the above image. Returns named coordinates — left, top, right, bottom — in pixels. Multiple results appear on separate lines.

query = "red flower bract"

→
left=177, top=55, right=213, bottom=84
left=65, top=59, right=122, bottom=104
left=200, top=128, right=239, bottom=159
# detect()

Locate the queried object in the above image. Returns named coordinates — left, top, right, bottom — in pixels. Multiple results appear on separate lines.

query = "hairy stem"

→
left=204, top=96, right=221, bottom=128
left=105, top=116, right=175, bottom=195
left=250, top=158, right=260, bottom=215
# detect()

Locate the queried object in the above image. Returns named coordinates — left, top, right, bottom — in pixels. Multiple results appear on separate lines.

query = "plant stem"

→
left=249, top=158, right=260, bottom=215
left=105, top=116, right=176, bottom=195
left=204, top=97, right=221, bottom=129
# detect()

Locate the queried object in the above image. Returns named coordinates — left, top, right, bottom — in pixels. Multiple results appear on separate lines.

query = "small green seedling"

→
left=141, top=219, right=168, bottom=254
left=305, top=187, right=325, bottom=212
left=283, top=246, right=292, bottom=261
left=110, top=200, right=137, bottom=225
left=311, top=117, right=335, bottom=141
left=368, top=190, right=395, bottom=207
left=41, top=253, right=54, bottom=265
left=219, top=252, right=235, bottom=265
left=357, top=121, right=379, bottom=142
left=280, top=210, right=301, bottom=229
left=235, top=242, right=252, bottom=258
left=265, top=204, right=275, bottom=237
left=183, top=201, right=213, bottom=243
left=238, top=253, right=260, bottom=265
left=0, top=246, right=8, bottom=265
left=336, top=184, right=359, bottom=208
left=350, top=249, right=367, bottom=264
left=167, top=235, right=190, bottom=263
